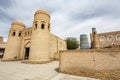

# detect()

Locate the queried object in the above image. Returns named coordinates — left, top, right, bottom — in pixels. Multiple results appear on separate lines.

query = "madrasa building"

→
left=90, top=28, right=120, bottom=49
left=1, top=10, right=67, bottom=63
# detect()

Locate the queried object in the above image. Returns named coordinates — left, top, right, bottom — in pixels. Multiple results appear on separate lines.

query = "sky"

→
left=0, top=0, right=120, bottom=43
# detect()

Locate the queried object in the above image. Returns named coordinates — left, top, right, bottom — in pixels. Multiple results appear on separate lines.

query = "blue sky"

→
left=0, top=0, right=120, bottom=42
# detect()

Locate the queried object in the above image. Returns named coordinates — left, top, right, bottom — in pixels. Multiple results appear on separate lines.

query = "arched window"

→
left=35, top=23, right=37, bottom=29
left=48, top=23, right=50, bottom=30
left=24, top=32, right=27, bottom=37
left=18, top=32, right=22, bottom=37
left=12, top=31, right=16, bottom=36
left=41, top=24, right=45, bottom=29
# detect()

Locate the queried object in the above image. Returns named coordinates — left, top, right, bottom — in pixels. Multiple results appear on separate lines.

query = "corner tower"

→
left=2, top=20, right=26, bottom=61
left=28, top=10, right=51, bottom=63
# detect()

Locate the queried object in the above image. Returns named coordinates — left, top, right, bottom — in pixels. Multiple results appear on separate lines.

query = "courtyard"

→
left=0, top=60, right=98, bottom=80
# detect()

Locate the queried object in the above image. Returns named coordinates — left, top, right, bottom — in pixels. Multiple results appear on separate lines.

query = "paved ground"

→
left=0, top=60, right=99, bottom=80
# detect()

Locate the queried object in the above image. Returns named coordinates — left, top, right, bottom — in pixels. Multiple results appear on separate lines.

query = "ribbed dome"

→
left=34, top=10, right=50, bottom=16
left=12, top=20, right=26, bottom=28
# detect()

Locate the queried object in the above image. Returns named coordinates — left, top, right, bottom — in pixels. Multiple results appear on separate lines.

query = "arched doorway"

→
left=24, top=42, right=31, bottom=60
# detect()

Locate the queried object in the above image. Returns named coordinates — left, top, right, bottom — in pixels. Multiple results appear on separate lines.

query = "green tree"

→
left=65, top=37, right=79, bottom=50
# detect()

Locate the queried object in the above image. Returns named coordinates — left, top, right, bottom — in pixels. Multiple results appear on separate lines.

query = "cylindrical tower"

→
left=80, top=34, right=89, bottom=49
left=92, top=28, right=99, bottom=48
left=2, top=20, right=26, bottom=61
left=93, top=34, right=99, bottom=49
left=0, top=36, right=3, bottom=43
left=28, top=10, right=51, bottom=63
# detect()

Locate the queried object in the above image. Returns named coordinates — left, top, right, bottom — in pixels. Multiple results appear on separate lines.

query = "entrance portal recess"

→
left=24, top=48, right=30, bottom=60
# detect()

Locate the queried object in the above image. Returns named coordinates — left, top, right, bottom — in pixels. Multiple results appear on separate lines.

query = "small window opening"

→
left=19, top=32, right=22, bottom=37
left=41, top=24, right=45, bottom=29
left=12, top=32, right=16, bottom=36
left=48, top=24, right=50, bottom=30
left=93, top=32, right=96, bottom=34
left=35, top=23, right=37, bottom=29
left=48, top=26, right=49, bottom=30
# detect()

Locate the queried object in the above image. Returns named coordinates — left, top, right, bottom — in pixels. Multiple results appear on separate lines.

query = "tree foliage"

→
left=65, top=37, right=79, bottom=50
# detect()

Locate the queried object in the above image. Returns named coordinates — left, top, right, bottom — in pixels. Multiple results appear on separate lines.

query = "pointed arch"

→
left=24, top=41, right=31, bottom=48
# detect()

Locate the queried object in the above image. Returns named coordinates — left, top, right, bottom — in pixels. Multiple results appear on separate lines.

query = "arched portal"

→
left=24, top=41, right=31, bottom=60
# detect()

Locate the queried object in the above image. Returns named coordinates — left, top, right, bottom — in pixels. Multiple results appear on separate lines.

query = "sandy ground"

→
left=0, top=60, right=99, bottom=80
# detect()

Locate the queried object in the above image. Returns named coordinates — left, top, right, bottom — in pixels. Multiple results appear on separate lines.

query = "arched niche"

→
left=107, top=35, right=114, bottom=41
left=116, top=34, right=120, bottom=40
left=99, top=36, right=106, bottom=42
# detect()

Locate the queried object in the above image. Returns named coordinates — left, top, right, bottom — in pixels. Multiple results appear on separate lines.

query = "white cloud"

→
left=0, top=0, right=120, bottom=43
left=0, top=21, right=10, bottom=42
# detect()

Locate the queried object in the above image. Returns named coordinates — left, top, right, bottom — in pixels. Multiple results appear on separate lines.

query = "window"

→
left=30, top=30, right=32, bottom=36
left=93, top=32, right=96, bottom=34
left=12, top=31, right=16, bottom=36
left=28, top=31, right=30, bottom=36
left=41, top=24, right=45, bottom=29
left=48, top=26, right=50, bottom=30
left=35, top=23, right=37, bottom=29
left=24, top=32, right=27, bottom=37
left=28, top=31, right=29, bottom=34
left=18, top=32, right=22, bottom=37
left=48, top=24, right=50, bottom=30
